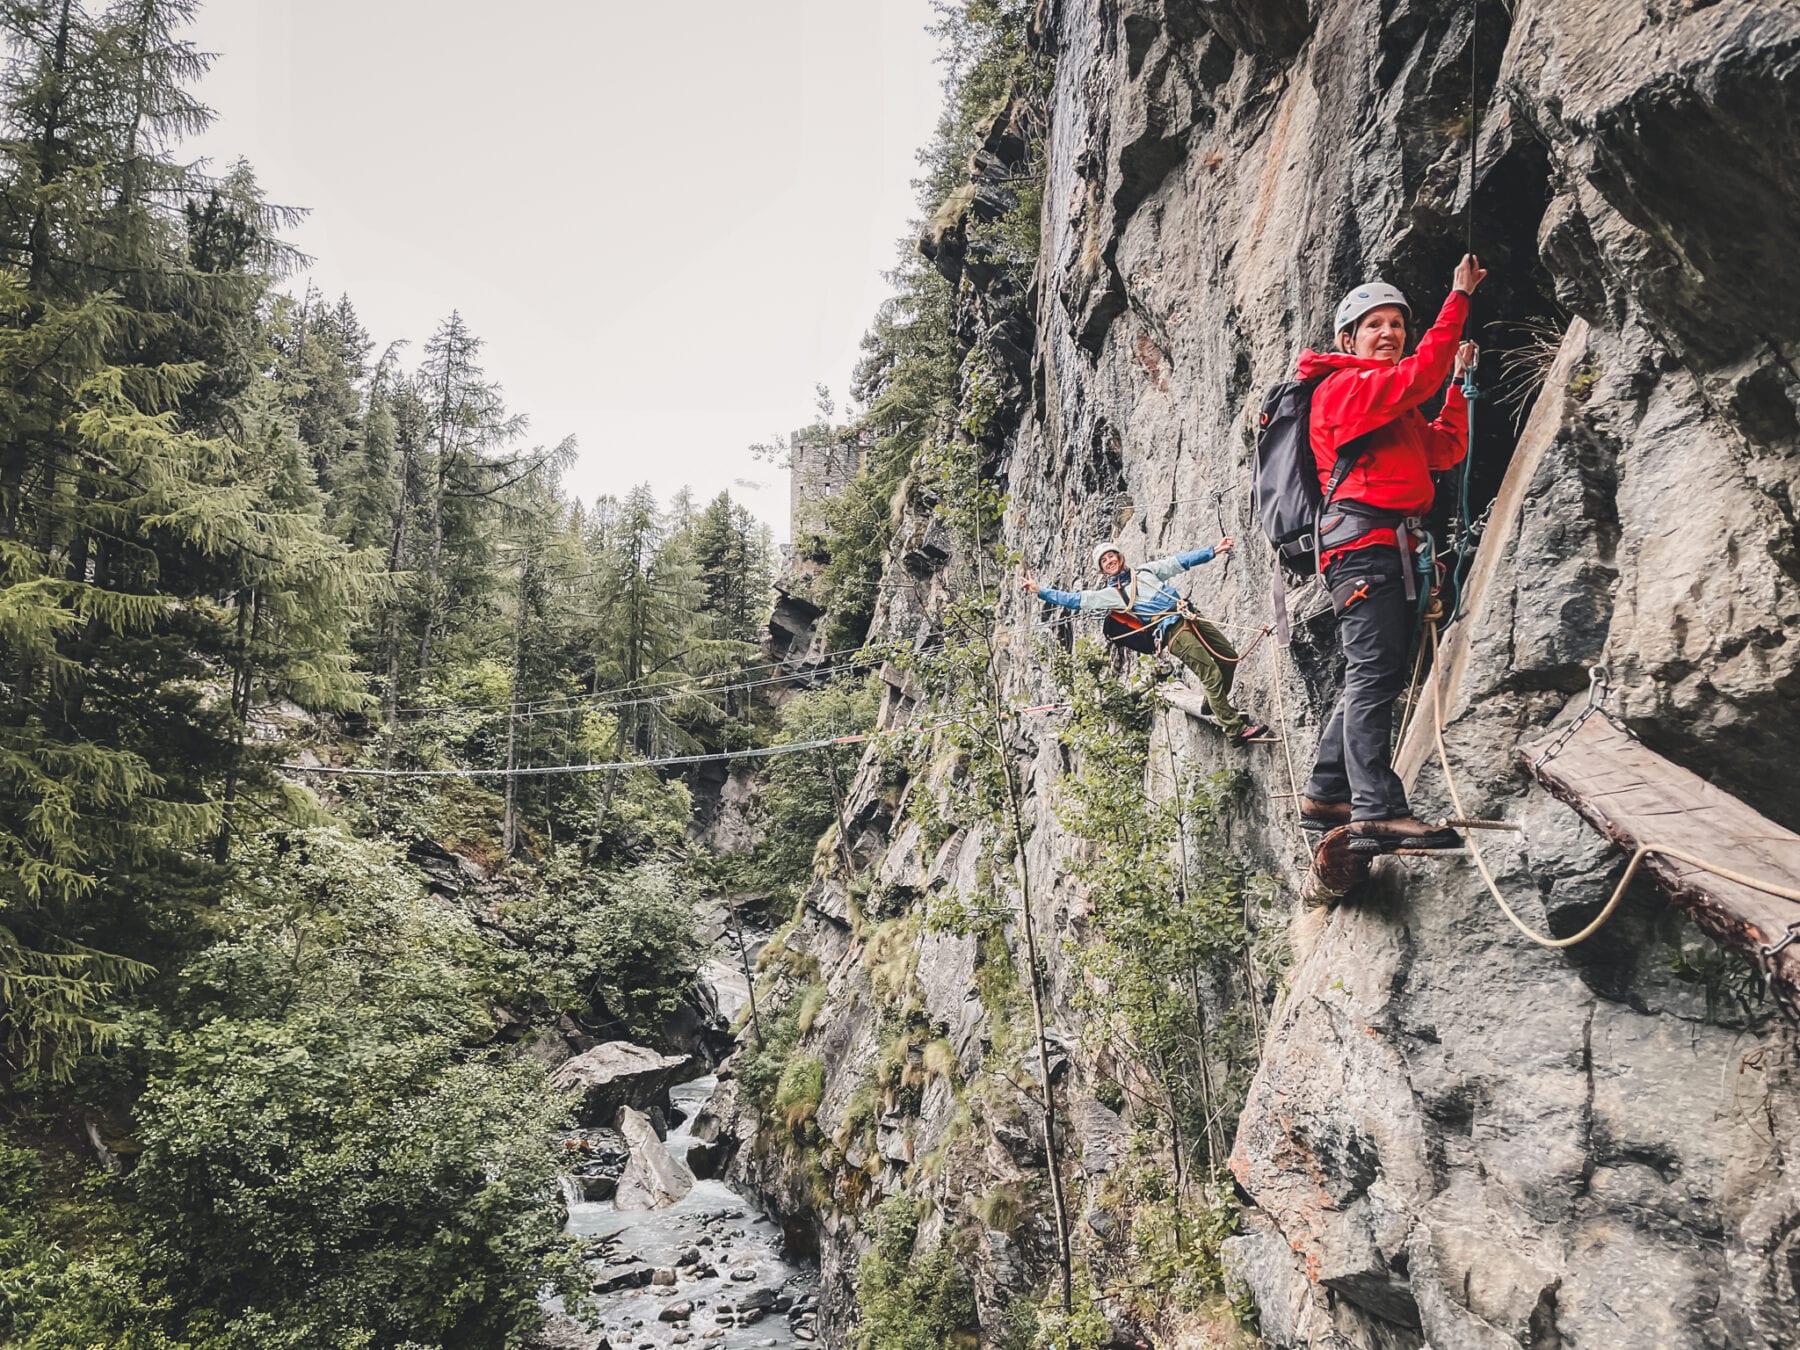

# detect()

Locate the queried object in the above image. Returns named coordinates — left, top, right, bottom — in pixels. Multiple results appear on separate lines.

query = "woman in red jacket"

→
left=1298, top=254, right=1485, bottom=849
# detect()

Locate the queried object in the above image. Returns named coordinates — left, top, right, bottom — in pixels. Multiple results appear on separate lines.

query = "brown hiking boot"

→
left=1347, top=815, right=1462, bottom=853
left=1299, top=797, right=1352, bottom=832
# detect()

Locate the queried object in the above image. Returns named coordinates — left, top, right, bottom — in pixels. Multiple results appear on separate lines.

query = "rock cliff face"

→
left=725, top=2, right=1800, bottom=1345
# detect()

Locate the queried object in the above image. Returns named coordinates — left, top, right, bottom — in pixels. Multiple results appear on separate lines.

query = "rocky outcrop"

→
left=724, top=1, right=1800, bottom=1346
left=549, top=1042, right=696, bottom=1128
left=612, top=1104, right=696, bottom=1211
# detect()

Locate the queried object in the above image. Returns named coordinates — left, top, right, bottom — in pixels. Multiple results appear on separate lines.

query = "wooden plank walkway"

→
left=1523, top=713, right=1800, bottom=1010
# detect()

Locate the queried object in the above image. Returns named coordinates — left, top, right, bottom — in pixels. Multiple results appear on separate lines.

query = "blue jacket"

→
left=1038, top=548, right=1216, bottom=637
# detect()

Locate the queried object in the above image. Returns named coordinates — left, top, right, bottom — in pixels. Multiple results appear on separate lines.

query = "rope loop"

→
left=1425, top=622, right=1800, bottom=951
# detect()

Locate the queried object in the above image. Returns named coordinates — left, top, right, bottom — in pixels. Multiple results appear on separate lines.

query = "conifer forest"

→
left=4, top=1, right=1799, bottom=1349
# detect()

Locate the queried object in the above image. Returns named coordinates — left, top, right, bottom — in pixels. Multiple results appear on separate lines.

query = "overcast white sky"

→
left=182, top=0, right=947, bottom=539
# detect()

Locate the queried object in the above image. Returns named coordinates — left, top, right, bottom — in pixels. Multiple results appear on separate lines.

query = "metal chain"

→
left=1762, top=921, right=1800, bottom=963
left=1532, top=664, right=1614, bottom=769
left=1760, top=920, right=1800, bottom=1019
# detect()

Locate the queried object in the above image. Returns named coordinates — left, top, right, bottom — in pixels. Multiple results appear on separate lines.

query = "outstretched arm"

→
left=1020, top=564, right=1128, bottom=611
left=1144, top=537, right=1232, bottom=580
left=1328, top=255, right=1487, bottom=445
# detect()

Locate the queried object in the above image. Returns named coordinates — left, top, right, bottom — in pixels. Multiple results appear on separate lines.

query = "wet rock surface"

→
left=614, top=1105, right=696, bottom=1212
left=551, top=1041, right=698, bottom=1129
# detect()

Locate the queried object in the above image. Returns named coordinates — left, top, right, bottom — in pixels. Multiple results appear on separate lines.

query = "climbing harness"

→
left=1099, top=569, right=1168, bottom=654
left=1177, top=598, right=1271, bottom=667
left=1094, top=568, right=1264, bottom=665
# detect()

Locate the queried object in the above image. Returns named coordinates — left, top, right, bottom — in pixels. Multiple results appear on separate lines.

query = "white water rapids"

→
left=550, top=938, right=819, bottom=1348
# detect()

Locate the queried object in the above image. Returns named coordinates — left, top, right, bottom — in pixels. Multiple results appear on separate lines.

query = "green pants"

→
left=1164, top=618, right=1242, bottom=734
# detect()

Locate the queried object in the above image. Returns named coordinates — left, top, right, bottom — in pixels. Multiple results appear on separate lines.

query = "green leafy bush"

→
left=499, top=861, right=701, bottom=1041
left=853, top=1195, right=980, bottom=1350
left=5, top=829, right=589, bottom=1348
left=0, top=1141, right=190, bottom=1350
left=131, top=1025, right=579, bottom=1348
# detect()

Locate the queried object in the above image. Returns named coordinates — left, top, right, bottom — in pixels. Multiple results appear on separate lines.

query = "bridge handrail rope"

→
left=280, top=702, right=1073, bottom=781
left=377, top=585, right=1304, bottom=726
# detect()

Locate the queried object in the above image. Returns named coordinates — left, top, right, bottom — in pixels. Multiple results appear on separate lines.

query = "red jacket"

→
left=1297, top=289, right=1470, bottom=565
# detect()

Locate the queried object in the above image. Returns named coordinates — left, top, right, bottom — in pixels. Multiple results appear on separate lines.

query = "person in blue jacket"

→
left=1022, top=539, right=1273, bottom=744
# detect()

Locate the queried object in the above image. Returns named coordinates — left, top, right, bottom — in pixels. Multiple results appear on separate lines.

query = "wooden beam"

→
left=1523, top=714, right=1800, bottom=1012
left=1395, top=320, right=1592, bottom=786
left=1159, top=685, right=1219, bottom=723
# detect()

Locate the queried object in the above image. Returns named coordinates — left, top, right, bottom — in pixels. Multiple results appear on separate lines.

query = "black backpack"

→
left=1251, top=372, right=1376, bottom=641
left=1102, top=610, right=1162, bottom=655
left=1099, top=575, right=1163, bottom=655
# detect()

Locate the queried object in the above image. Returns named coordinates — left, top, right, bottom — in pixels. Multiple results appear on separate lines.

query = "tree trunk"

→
left=1168, top=742, right=1228, bottom=1174
left=416, top=450, right=447, bottom=678
left=1189, top=965, right=1226, bottom=1174
left=726, top=892, right=763, bottom=1044
left=380, top=412, right=414, bottom=780
left=215, top=586, right=257, bottom=864
left=588, top=688, right=628, bottom=860
left=985, top=656, right=1073, bottom=1313
left=822, top=749, right=858, bottom=878
left=3, top=0, right=75, bottom=545
left=502, top=561, right=528, bottom=855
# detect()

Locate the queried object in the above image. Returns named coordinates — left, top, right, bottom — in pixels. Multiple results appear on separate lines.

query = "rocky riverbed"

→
left=542, top=1071, right=820, bottom=1349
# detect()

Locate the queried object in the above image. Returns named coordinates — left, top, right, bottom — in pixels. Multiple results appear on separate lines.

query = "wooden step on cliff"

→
left=1523, top=713, right=1800, bottom=1012
left=1159, top=684, right=1218, bottom=723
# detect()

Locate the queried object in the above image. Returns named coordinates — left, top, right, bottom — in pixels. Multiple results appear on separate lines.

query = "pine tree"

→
left=271, top=286, right=371, bottom=501
left=335, top=342, right=406, bottom=554
left=0, top=0, right=365, bottom=1073
left=413, top=311, right=518, bottom=679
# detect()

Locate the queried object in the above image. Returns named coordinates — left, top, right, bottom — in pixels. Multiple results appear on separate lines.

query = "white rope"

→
left=1425, top=622, right=1800, bottom=950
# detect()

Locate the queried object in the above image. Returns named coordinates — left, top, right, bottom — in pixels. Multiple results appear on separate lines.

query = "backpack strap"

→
left=1271, top=376, right=1336, bottom=646
left=1310, top=425, right=1379, bottom=577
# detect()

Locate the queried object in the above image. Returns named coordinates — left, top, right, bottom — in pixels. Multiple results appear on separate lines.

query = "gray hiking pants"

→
left=1304, top=545, right=1414, bottom=821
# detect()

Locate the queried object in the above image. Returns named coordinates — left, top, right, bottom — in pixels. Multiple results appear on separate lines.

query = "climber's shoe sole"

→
left=1346, top=825, right=1465, bottom=855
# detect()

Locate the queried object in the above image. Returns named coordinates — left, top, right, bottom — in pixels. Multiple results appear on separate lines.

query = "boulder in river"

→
left=549, top=1041, right=696, bottom=1127
left=612, top=1105, right=695, bottom=1210
left=589, top=1262, right=655, bottom=1294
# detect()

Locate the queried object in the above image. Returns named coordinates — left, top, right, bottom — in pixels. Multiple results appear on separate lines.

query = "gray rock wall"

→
left=724, top=2, right=1800, bottom=1345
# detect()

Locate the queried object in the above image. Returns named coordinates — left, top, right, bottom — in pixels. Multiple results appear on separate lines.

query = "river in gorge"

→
left=544, top=950, right=822, bottom=1349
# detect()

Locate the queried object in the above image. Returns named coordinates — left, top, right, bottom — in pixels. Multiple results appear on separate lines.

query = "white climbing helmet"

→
left=1334, top=281, right=1411, bottom=335
left=1092, top=541, right=1126, bottom=570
